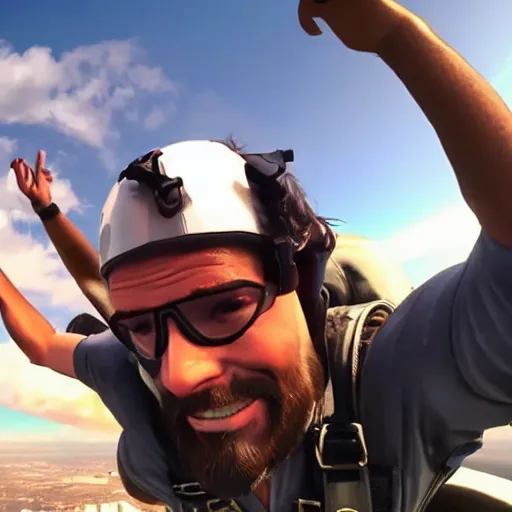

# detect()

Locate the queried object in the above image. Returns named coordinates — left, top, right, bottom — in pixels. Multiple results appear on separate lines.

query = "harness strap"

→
left=367, top=467, right=394, bottom=512
left=293, top=430, right=323, bottom=511
left=171, top=483, right=243, bottom=511
left=293, top=439, right=393, bottom=512
left=312, top=301, right=394, bottom=512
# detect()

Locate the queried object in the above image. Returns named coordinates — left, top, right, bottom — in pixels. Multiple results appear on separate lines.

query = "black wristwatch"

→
left=34, top=202, right=61, bottom=222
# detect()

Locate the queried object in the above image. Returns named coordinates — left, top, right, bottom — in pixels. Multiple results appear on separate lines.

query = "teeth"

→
left=193, top=399, right=253, bottom=420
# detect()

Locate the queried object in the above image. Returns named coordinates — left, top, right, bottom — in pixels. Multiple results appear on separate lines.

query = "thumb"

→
left=298, top=0, right=324, bottom=36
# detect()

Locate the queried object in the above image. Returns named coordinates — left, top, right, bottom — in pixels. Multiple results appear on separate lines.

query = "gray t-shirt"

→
left=74, top=231, right=512, bottom=511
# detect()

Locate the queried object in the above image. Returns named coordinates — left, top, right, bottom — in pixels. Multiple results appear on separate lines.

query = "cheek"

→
left=231, top=292, right=309, bottom=372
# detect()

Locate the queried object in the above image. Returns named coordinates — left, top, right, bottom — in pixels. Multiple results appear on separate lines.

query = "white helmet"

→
left=99, top=140, right=308, bottom=294
left=100, top=139, right=336, bottom=382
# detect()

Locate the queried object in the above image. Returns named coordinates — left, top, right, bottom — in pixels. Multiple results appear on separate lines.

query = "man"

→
left=2, top=2, right=512, bottom=512
left=8, top=149, right=414, bottom=512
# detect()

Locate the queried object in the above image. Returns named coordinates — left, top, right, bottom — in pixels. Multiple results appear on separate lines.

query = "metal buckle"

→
left=172, top=481, right=207, bottom=498
left=296, top=498, right=322, bottom=511
left=206, top=498, right=242, bottom=511
left=315, top=422, right=368, bottom=471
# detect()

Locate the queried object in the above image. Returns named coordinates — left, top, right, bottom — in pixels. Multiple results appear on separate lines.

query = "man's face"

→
left=109, top=245, right=324, bottom=499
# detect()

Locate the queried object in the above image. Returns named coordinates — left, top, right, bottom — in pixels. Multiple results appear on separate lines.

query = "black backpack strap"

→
left=66, top=313, right=109, bottom=336
left=316, top=300, right=394, bottom=512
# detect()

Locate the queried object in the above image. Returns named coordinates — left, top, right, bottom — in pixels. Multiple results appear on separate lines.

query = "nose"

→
left=159, top=321, right=227, bottom=397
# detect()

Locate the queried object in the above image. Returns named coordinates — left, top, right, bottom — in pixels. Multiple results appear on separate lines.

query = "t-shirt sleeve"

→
left=73, top=329, right=148, bottom=431
left=73, top=328, right=129, bottom=392
left=361, top=231, right=512, bottom=466
left=451, top=231, right=512, bottom=406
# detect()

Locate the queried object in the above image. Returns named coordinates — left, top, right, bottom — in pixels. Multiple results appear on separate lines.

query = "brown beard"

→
left=158, top=350, right=325, bottom=500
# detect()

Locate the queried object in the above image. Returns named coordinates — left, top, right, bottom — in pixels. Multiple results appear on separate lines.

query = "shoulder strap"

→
left=324, top=300, right=394, bottom=421
left=315, top=300, right=394, bottom=512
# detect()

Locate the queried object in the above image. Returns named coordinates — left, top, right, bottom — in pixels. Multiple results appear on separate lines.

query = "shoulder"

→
left=73, top=329, right=134, bottom=391
left=378, top=230, right=512, bottom=332
left=360, top=234, right=512, bottom=464
left=74, top=330, right=162, bottom=431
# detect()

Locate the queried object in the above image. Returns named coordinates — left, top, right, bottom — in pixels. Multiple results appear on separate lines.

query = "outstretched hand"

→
left=10, top=150, right=53, bottom=213
left=298, top=0, right=410, bottom=53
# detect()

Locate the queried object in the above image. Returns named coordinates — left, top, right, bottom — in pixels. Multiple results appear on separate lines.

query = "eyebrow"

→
left=114, top=279, right=257, bottom=316
left=185, top=279, right=257, bottom=299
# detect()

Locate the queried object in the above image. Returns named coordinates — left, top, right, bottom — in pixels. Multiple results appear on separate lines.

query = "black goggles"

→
left=109, top=280, right=278, bottom=361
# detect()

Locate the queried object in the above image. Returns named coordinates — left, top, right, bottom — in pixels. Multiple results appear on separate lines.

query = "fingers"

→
left=35, top=150, right=46, bottom=186
left=298, top=0, right=323, bottom=36
left=10, top=158, right=33, bottom=191
left=10, top=152, right=52, bottom=189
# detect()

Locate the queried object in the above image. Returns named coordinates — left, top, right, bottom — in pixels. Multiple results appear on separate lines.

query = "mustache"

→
left=161, top=374, right=280, bottom=420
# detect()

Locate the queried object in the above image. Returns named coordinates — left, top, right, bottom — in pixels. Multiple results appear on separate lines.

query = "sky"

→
left=0, top=0, right=511, bottom=446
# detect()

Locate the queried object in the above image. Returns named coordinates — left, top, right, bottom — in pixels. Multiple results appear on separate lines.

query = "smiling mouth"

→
left=191, top=399, right=255, bottom=420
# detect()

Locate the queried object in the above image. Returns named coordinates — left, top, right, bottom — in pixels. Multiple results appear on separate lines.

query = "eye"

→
left=114, top=314, right=157, bottom=359
left=176, top=285, right=264, bottom=336
left=131, top=322, right=154, bottom=336
left=119, top=316, right=154, bottom=336
left=213, top=296, right=251, bottom=316
left=208, top=290, right=261, bottom=325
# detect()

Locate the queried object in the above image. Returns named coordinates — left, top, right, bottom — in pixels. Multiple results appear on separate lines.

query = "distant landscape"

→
left=0, top=441, right=162, bottom=512
left=0, top=426, right=510, bottom=511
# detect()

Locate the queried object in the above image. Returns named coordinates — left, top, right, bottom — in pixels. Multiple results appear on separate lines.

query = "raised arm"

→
left=299, top=0, right=512, bottom=440
left=0, top=267, right=83, bottom=378
left=10, top=151, right=114, bottom=321
left=299, top=0, right=512, bottom=247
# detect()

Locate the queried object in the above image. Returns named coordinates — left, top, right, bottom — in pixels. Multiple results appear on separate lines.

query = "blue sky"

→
left=0, top=0, right=512, bottom=439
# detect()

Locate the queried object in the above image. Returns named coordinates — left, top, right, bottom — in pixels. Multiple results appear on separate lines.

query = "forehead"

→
left=108, top=246, right=264, bottom=311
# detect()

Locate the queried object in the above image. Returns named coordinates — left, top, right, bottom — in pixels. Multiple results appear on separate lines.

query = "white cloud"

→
left=0, top=341, right=120, bottom=435
left=143, top=106, right=167, bottom=130
left=0, top=135, right=16, bottom=155
left=0, top=221, right=94, bottom=311
left=379, top=201, right=480, bottom=285
left=0, top=39, right=176, bottom=152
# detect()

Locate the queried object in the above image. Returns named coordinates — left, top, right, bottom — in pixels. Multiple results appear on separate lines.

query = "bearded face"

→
left=109, top=245, right=324, bottom=499
left=158, top=348, right=323, bottom=498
